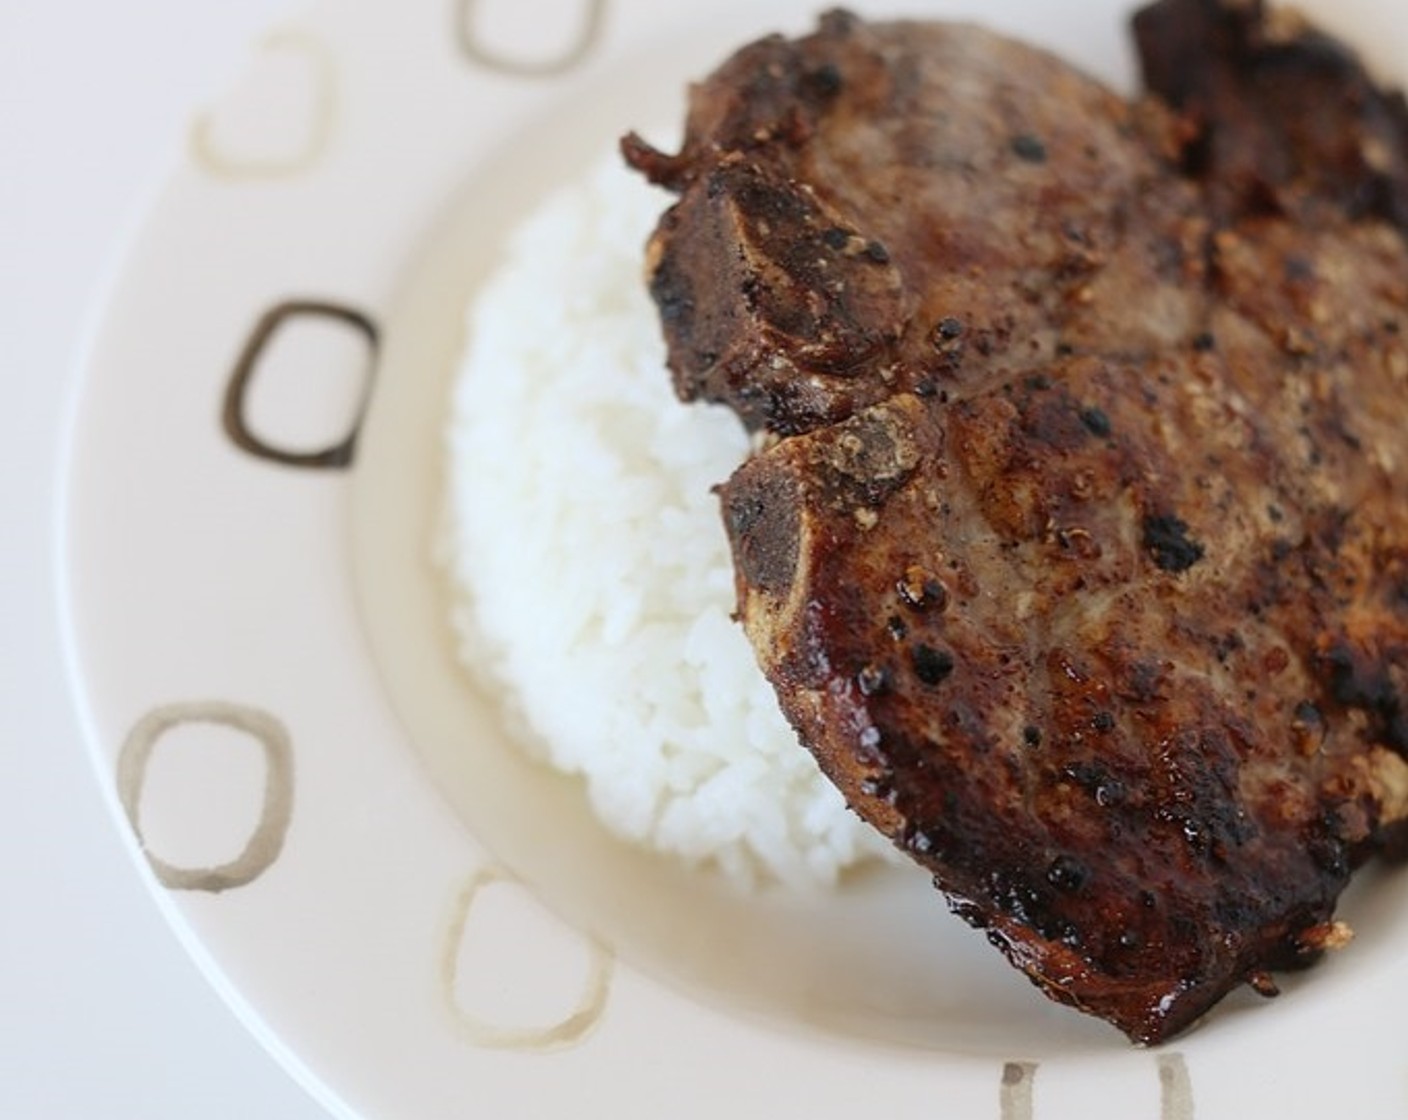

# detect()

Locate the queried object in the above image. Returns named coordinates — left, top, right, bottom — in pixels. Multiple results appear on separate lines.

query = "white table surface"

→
left=2, top=2, right=333, bottom=1116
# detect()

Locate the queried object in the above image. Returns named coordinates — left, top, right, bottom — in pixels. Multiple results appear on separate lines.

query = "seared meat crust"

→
left=625, top=2, right=1408, bottom=1042
left=1134, top=0, right=1408, bottom=231
left=624, top=10, right=1207, bottom=436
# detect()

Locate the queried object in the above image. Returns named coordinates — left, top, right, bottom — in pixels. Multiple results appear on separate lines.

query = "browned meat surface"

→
left=624, top=2, right=1408, bottom=1043
left=623, top=10, right=1208, bottom=436
left=1134, top=0, right=1408, bottom=231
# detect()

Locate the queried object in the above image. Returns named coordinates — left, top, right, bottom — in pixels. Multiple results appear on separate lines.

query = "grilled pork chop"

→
left=624, top=1, right=1408, bottom=1043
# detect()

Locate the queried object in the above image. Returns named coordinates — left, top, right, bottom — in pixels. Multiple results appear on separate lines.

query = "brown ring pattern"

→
left=222, top=299, right=379, bottom=469
left=999, top=1055, right=1194, bottom=1119
left=455, top=0, right=607, bottom=77
left=441, top=866, right=614, bottom=1049
left=189, top=30, right=336, bottom=179
left=1000, top=1061, right=1037, bottom=1120
left=117, top=701, right=295, bottom=893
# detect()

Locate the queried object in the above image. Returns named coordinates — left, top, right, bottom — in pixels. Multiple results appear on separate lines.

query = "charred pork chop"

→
left=624, top=1, right=1408, bottom=1043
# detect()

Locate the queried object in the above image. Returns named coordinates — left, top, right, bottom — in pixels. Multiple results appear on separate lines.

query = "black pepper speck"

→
left=1011, top=133, right=1048, bottom=163
left=912, top=644, right=956, bottom=686
left=1079, top=406, right=1112, bottom=438
left=1047, top=854, right=1088, bottom=892
left=803, top=62, right=844, bottom=98
left=1143, top=513, right=1205, bottom=573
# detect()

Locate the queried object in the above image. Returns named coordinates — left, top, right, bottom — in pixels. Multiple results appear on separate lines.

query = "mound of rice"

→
left=441, top=154, right=893, bottom=889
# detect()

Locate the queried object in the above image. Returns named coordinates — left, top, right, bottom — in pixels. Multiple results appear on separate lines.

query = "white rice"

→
left=441, top=154, right=893, bottom=889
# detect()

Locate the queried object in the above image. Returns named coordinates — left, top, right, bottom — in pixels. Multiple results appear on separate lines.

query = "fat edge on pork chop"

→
left=624, top=0, right=1408, bottom=1043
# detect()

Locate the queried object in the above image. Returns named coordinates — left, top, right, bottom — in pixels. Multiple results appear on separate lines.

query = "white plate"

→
left=58, top=0, right=1408, bottom=1116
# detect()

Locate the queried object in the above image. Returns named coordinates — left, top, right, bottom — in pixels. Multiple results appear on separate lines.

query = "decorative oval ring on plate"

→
left=116, top=701, right=295, bottom=893
left=1156, top=1054, right=1195, bottom=1120
left=222, top=299, right=379, bottom=469
left=997, top=1055, right=1194, bottom=1120
left=441, top=866, right=613, bottom=1050
left=1000, top=1062, right=1037, bottom=1120
left=189, top=29, right=336, bottom=179
left=456, top=0, right=607, bottom=77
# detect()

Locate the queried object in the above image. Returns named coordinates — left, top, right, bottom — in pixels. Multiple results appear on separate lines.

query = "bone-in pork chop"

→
left=624, top=1, right=1408, bottom=1042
